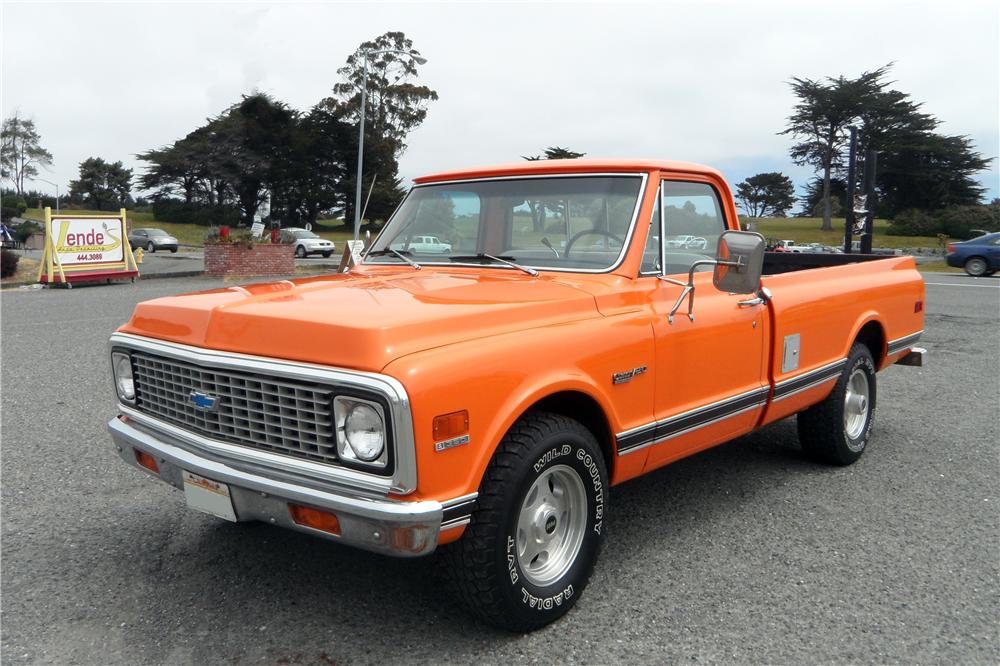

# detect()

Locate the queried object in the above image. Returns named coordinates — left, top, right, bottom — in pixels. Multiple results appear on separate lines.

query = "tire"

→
left=322, top=251, right=332, bottom=258
left=441, top=411, right=608, bottom=631
left=797, top=343, right=877, bottom=465
left=295, top=245, right=306, bottom=258
left=170, top=248, right=178, bottom=254
left=964, top=257, right=988, bottom=277
left=146, top=241, right=155, bottom=253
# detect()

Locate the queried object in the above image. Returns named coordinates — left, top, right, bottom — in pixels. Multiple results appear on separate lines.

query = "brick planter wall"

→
left=204, top=243, right=295, bottom=278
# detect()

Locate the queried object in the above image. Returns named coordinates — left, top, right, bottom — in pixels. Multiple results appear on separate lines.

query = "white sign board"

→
left=251, top=222, right=265, bottom=238
left=52, top=217, right=125, bottom=266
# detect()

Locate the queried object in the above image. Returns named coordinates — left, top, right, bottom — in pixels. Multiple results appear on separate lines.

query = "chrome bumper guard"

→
left=108, top=416, right=443, bottom=557
left=894, top=347, right=926, bottom=367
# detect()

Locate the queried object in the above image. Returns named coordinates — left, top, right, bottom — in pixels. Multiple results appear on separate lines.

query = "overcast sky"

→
left=2, top=0, right=998, bottom=207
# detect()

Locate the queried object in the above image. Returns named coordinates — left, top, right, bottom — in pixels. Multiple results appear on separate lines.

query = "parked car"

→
left=390, top=234, right=452, bottom=254
left=128, top=228, right=178, bottom=253
left=106, top=159, right=925, bottom=631
left=665, top=234, right=708, bottom=249
left=946, top=231, right=1000, bottom=276
left=280, top=227, right=335, bottom=258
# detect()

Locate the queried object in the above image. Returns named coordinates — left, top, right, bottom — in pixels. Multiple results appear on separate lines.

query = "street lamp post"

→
left=353, top=49, right=427, bottom=244
left=33, top=177, right=60, bottom=212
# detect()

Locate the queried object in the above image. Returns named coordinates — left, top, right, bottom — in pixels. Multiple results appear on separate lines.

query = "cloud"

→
left=2, top=1, right=996, bottom=202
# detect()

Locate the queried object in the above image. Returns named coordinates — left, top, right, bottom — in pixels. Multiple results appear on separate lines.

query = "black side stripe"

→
left=616, top=387, right=769, bottom=454
left=887, top=330, right=923, bottom=355
left=441, top=498, right=477, bottom=526
left=772, top=359, right=847, bottom=401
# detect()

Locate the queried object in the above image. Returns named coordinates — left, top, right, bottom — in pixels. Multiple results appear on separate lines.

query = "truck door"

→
left=634, top=178, right=769, bottom=472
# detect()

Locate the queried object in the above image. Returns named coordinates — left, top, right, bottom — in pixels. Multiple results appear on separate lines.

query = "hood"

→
left=119, top=269, right=601, bottom=371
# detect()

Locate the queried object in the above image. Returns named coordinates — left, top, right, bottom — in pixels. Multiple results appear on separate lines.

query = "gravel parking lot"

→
left=1, top=273, right=997, bottom=664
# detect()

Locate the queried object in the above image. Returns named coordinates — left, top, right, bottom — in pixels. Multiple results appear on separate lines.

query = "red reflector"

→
left=915, top=301, right=923, bottom=313
left=946, top=244, right=955, bottom=253
left=289, top=504, right=341, bottom=535
left=134, top=449, right=160, bottom=473
left=433, top=410, right=469, bottom=441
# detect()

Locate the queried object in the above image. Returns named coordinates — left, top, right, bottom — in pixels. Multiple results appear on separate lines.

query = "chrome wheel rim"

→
left=843, top=368, right=870, bottom=445
left=516, top=464, right=587, bottom=587
left=967, top=258, right=986, bottom=275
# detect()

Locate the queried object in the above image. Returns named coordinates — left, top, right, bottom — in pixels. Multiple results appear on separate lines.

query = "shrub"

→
left=886, top=209, right=940, bottom=236
left=1, top=249, right=19, bottom=278
left=936, top=204, right=1000, bottom=240
left=152, top=199, right=240, bottom=227
left=14, top=221, right=42, bottom=244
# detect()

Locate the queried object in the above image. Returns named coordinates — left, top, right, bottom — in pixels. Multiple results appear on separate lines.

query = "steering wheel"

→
left=564, top=229, right=625, bottom=256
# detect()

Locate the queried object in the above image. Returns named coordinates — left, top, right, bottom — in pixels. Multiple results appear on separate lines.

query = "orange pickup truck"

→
left=107, top=159, right=925, bottom=630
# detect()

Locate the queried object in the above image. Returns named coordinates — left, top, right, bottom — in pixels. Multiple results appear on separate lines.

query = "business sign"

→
left=37, top=208, right=139, bottom=286
left=53, top=217, right=125, bottom=266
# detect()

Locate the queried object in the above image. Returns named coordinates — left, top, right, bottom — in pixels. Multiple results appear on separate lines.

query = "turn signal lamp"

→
left=289, top=504, right=342, bottom=535
left=134, top=449, right=160, bottom=473
left=433, top=410, right=469, bottom=441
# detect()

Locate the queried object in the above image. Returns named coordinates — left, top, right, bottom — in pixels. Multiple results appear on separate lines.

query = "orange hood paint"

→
left=119, top=267, right=603, bottom=372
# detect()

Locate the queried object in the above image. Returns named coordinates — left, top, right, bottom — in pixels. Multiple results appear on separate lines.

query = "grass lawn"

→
left=752, top=217, right=943, bottom=250
left=915, top=260, right=964, bottom=274
left=0, top=255, right=40, bottom=287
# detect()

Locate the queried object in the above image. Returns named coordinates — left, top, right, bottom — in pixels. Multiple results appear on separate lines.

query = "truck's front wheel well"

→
left=528, top=391, right=614, bottom=479
left=855, top=321, right=886, bottom=369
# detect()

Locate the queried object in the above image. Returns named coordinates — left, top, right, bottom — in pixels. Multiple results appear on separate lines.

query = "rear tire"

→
left=964, top=257, right=988, bottom=277
left=441, top=411, right=608, bottom=631
left=797, top=343, right=877, bottom=465
left=146, top=241, right=155, bottom=253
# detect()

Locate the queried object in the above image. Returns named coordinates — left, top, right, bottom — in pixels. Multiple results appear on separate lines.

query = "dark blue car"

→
left=946, top=232, right=1000, bottom=276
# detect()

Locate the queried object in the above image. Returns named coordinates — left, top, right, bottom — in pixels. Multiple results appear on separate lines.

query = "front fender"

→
left=381, top=313, right=655, bottom=503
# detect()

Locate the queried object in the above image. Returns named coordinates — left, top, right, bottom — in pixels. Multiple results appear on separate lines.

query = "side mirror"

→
left=660, top=230, right=767, bottom=324
left=713, top=230, right=765, bottom=294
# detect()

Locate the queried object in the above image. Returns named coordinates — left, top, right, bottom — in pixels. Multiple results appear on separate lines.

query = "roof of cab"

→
left=413, top=158, right=723, bottom=184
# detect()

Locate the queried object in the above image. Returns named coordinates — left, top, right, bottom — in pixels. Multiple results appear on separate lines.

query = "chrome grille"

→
left=130, top=351, right=338, bottom=464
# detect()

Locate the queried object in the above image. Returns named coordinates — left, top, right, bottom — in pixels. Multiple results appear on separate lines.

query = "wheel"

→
left=441, top=411, right=608, bottom=631
left=964, top=257, right=988, bottom=277
left=322, top=251, right=332, bottom=258
left=170, top=248, right=178, bottom=253
left=295, top=245, right=306, bottom=258
left=146, top=241, right=155, bottom=253
left=797, top=343, right=877, bottom=465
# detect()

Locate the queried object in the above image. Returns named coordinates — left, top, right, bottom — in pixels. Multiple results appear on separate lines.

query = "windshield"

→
left=366, top=175, right=644, bottom=271
left=147, top=229, right=169, bottom=237
left=292, top=230, right=319, bottom=239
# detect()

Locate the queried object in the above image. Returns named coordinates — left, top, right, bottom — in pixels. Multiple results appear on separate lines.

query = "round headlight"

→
left=112, top=353, right=135, bottom=401
left=344, top=403, right=385, bottom=461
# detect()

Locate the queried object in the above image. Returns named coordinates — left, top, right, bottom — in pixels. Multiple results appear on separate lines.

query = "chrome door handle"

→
left=738, top=297, right=764, bottom=307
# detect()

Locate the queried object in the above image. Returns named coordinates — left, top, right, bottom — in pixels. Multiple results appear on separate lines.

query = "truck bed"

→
left=763, top=251, right=892, bottom=275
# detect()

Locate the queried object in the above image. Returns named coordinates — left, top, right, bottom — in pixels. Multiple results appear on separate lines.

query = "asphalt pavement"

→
left=1, top=272, right=997, bottom=664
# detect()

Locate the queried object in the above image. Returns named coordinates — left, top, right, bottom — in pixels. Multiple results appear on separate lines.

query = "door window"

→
left=660, top=181, right=727, bottom=275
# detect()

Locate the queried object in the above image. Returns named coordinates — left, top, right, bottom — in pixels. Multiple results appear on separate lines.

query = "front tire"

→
left=442, top=412, right=608, bottom=631
left=964, top=257, right=988, bottom=277
left=295, top=245, right=306, bottom=258
left=797, top=343, right=877, bottom=465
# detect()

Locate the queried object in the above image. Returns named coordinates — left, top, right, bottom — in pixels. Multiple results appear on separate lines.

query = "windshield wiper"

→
left=449, top=253, right=538, bottom=277
left=366, top=248, right=421, bottom=270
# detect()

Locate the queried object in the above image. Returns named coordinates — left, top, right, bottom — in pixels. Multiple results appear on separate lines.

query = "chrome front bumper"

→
left=108, top=415, right=444, bottom=556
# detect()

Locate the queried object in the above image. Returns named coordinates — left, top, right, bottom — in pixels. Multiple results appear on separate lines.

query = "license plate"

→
left=182, top=471, right=237, bottom=522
